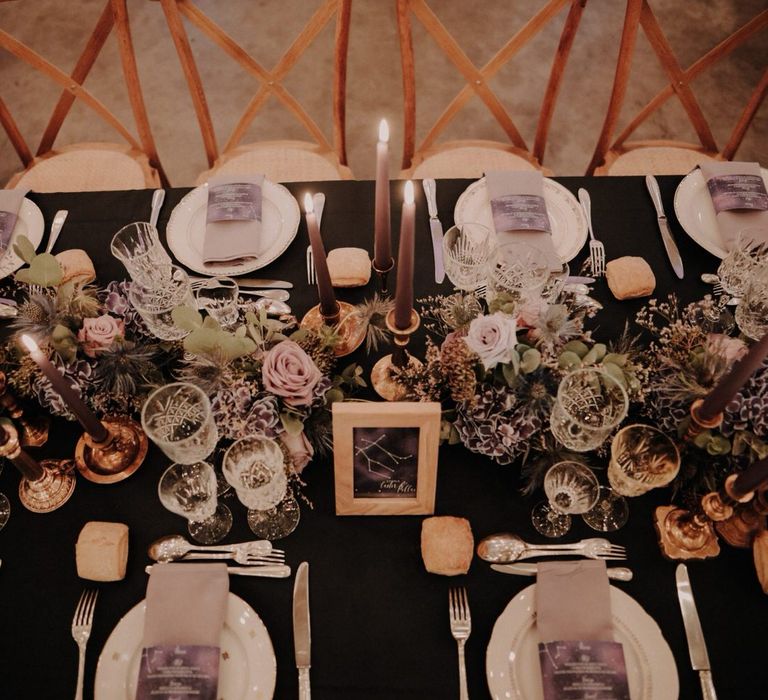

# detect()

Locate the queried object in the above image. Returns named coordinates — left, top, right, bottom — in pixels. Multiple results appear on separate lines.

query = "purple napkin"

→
left=0, top=188, right=28, bottom=258
left=202, top=173, right=265, bottom=264
left=699, top=161, right=768, bottom=250
left=485, top=170, right=561, bottom=269
left=137, top=563, right=228, bottom=700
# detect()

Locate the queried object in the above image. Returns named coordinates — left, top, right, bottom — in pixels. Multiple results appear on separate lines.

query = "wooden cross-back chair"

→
left=158, top=0, right=353, bottom=184
left=588, top=0, right=768, bottom=175
left=0, top=0, right=166, bottom=191
left=396, top=0, right=588, bottom=179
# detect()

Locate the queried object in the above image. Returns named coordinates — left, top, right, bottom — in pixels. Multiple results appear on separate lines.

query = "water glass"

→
left=550, top=368, right=629, bottom=452
left=485, top=241, right=550, bottom=313
left=129, top=265, right=196, bottom=341
left=111, top=222, right=172, bottom=281
left=196, top=276, right=239, bottom=328
left=608, top=424, right=680, bottom=497
left=443, top=222, right=496, bottom=291
left=717, top=232, right=767, bottom=296
left=531, top=461, right=600, bottom=537
left=142, top=383, right=219, bottom=464
left=158, top=461, right=232, bottom=544
left=222, top=436, right=300, bottom=539
left=582, top=486, right=630, bottom=532
left=735, top=266, right=768, bottom=340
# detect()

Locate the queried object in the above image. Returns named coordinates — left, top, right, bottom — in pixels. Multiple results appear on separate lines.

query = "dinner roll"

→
left=55, top=249, right=96, bottom=287
left=327, top=247, right=371, bottom=287
left=421, top=516, right=473, bottom=576
left=605, top=256, right=656, bottom=300
left=76, top=521, right=129, bottom=582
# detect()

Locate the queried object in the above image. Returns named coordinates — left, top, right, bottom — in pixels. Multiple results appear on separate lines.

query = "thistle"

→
left=353, top=293, right=393, bottom=352
left=93, top=340, right=161, bottom=395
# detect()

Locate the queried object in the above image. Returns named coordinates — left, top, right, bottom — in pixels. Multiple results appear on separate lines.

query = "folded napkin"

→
left=0, top=188, right=29, bottom=257
left=137, top=563, right=228, bottom=700
left=485, top=170, right=561, bottom=269
left=699, top=161, right=768, bottom=250
left=202, top=173, right=265, bottom=264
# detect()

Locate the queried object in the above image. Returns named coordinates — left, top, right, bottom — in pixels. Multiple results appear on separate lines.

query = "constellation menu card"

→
left=352, top=427, right=419, bottom=498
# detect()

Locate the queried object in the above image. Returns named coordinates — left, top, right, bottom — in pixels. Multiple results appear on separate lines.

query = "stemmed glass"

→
left=735, top=264, right=768, bottom=340
left=129, top=265, right=196, bottom=341
left=158, top=461, right=232, bottom=544
left=111, top=221, right=172, bottom=281
left=485, top=241, right=550, bottom=314
left=195, top=277, right=240, bottom=329
left=442, top=223, right=496, bottom=291
left=531, top=461, right=600, bottom=537
left=717, top=231, right=767, bottom=297
left=222, top=436, right=300, bottom=540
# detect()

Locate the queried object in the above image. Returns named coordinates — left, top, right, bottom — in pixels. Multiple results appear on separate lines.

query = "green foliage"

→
left=15, top=252, right=63, bottom=287
left=172, top=306, right=256, bottom=361
left=12, top=235, right=36, bottom=264
left=50, top=324, right=77, bottom=363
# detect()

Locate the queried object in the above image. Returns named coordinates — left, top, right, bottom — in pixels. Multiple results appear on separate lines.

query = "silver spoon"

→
left=147, top=534, right=272, bottom=562
left=477, top=533, right=619, bottom=563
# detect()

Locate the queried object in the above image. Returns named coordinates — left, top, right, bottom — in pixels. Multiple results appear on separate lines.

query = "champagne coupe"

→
left=531, top=461, right=600, bottom=537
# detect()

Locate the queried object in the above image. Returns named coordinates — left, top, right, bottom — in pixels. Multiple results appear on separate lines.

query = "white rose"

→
left=464, top=312, right=517, bottom=370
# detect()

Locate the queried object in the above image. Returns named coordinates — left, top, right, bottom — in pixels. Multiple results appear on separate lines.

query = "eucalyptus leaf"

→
left=172, top=306, right=203, bottom=331
left=28, top=254, right=63, bottom=287
left=558, top=350, right=582, bottom=369
left=325, top=388, right=344, bottom=404
left=563, top=340, right=589, bottom=358
left=280, top=411, right=304, bottom=436
left=520, top=348, right=541, bottom=374
left=12, top=235, right=36, bottom=264
left=502, top=362, right=518, bottom=387
left=603, top=352, right=628, bottom=367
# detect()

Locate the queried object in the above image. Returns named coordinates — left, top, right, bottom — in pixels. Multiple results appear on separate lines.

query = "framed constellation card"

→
left=332, top=401, right=441, bottom=515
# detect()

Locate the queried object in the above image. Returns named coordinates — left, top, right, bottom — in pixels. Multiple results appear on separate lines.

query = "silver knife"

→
left=645, top=175, right=684, bottom=279
left=676, top=564, right=717, bottom=700
left=422, top=178, right=446, bottom=283
left=491, top=563, right=633, bottom=581
left=144, top=564, right=291, bottom=578
left=149, top=189, right=165, bottom=229
left=44, top=209, right=68, bottom=254
left=293, top=561, right=311, bottom=700
left=189, top=276, right=293, bottom=289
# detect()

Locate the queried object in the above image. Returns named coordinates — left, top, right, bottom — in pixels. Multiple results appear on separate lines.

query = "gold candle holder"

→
left=0, top=371, right=49, bottom=447
left=654, top=504, right=721, bottom=560
left=300, top=301, right=366, bottom=357
left=371, top=257, right=395, bottom=295
left=685, top=398, right=723, bottom=442
left=75, top=415, right=148, bottom=484
left=714, top=475, right=766, bottom=549
left=371, top=309, right=422, bottom=401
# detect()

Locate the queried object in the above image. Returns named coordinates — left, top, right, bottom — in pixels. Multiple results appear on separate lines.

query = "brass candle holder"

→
left=685, top=398, right=723, bottom=442
left=715, top=475, right=767, bottom=549
left=0, top=371, right=49, bottom=447
left=300, top=301, right=366, bottom=357
left=371, top=257, right=395, bottom=295
left=0, top=419, right=75, bottom=513
left=74, top=415, right=148, bottom=484
left=371, top=309, right=421, bottom=401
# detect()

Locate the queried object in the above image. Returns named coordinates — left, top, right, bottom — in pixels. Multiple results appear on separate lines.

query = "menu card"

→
left=0, top=188, right=28, bottom=257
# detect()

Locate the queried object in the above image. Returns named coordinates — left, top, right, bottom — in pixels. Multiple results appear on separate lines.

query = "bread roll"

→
left=327, top=247, right=371, bottom=287
left=421, top=516, right=473, bottom=576
left=76, top=521, right=129, bottom=582
left=55, top=249, right=96, bottom=286
left=605, top=256, right=656, bottom=300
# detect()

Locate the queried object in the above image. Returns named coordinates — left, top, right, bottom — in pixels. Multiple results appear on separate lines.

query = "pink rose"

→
left=280, top=430, right=314, bottom=474
left=707, top=333, right=748, bottom=365
left=77, top=314, right=125, bottom=358
left=262, top=341, right=322, bottom=406
left=464, top=312, right=517, bottom=370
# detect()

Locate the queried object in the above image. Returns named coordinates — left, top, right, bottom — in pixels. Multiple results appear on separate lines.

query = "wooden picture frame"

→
left=332, top=401, right=441, bottom=515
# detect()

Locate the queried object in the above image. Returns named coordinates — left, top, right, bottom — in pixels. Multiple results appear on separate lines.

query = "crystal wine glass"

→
left=129, top=265, right=196, bottom=341
left=442, top=222, right=496, bottom=291
left=158, top=461, right=232, bottom=544
left=485, top=241, right=550, bottom=314
left=111, top=221, right=172, bottom=281
left=531, top=461, right=600, bottom=537
left=735, top=265, right=768, bottom=340
left=195, top=276, right=240, bottom=328
left=718, top=231, right=767, bottom=296
left=582, top=486, right=630, bottom=532
left=222, top=436, right=300, bottom=540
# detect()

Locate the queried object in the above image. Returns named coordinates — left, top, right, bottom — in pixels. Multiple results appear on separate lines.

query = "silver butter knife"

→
left=491, top=563, right=633, bottom=581
left=422, top=178, right=446, bottom=283
left=293, top=561, right=311, bottom=700
left=676, top=564, right=717, bottom=700
left=189, top=276, right=293, bottom=289
left=149, top=189, right=165, bottom=228
left=45, top=209, right=68, bottom=254
left=645, top=175, right=684, bottom=279
left=145, top=564, right=291, bottom=578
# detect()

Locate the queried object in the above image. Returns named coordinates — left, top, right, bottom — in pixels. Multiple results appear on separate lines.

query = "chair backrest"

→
left=157, top=0, right=351, bottom=170
left=396, top=0, right=588, bottom=171
left=0, top=0, right=166, bottom=184
left=587, top=0, right=768, bottom=174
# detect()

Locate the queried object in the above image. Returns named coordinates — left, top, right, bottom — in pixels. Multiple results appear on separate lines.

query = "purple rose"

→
left=280, top=431, right=314, bottom=474
left=262, top=341, right=322, bottom=406
left=464, top=312, right=517, bottom=370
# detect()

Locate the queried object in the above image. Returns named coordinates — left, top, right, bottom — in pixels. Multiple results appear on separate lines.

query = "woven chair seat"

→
left=406, top=146, right=541, bottom=180
left=7, top=144, right=159, bottom=192
left=599, top=146, right=718, bottom=176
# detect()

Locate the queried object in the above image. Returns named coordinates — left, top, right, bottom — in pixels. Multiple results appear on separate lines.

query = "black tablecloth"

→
left=1, top=178, right=765, bottom=699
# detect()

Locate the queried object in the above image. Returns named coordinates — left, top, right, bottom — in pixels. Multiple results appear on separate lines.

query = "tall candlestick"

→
left=699, top=331, right=768, bottom=421
left=373, top=119, right=392, bottom=270
left=0, top=421, right=43, bottom=480
left=20, top=334, right=109, bottom=442
left=732, top=456, right=768, bottom=499
left=304, top=193, right=338, bottom=319
left=394, top=180, right=416, bottom=330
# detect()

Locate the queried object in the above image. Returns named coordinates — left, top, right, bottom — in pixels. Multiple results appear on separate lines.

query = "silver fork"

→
left=306, top=192, right=325, bottom=284
left=578, top=188, right=605, bottom=277
left=449, top=587, right=471, bottom=700
left=71, top=589, right=98, bottom=700
left=181, top=549, right=286, bottom=565
left=519, top=539, right=626, bottom=561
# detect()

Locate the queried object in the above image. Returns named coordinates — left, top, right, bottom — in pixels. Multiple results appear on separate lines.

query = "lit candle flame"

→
left=303, top=192, right=314, bottom=215
left=404, top=180, right=414, bottom=205
left=379, top=118, right=389, bottom=143
left=20, top=334, right=38, bottom=353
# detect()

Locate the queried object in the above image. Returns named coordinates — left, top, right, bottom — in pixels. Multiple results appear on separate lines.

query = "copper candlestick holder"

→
left=685, top=398, right=723, bottom=442
left=371, top=257, right=395, bottom=295
left=715, top=475, right=767, bottom=549
left=371, top=309, right=421, bottom=401
left=300, top=301, right=366, bottom=357
left=0, top=371, right=49, bottom=447
left=75, top=415, right=148, bottom=484
left=0, top=419, right=75, bottom=513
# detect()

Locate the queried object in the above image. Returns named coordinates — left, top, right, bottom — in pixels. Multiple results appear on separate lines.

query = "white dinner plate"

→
left=94, top=592, right=276, bottom=700
left=674, top=167, right=768, bottom=260
left=486, top=584, right=678, bottom=700
left=166, top=179, right=301, bottom=276
left=0, top=197, right=44, bottom=279
left=453, top=177, right=588, bottom=262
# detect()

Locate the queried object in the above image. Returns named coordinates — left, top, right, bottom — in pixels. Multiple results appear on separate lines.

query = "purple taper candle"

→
left=0, top=422, right=43, bottom=480
left=20, top=334, right=109, bottom=442
left=731, top=456, right=768, bottom=499
left=394, top=181, right=416, bottom=330
left=373, top=119, right=392, bottom=269
left=304, top=193, right=338, bottom=318
left=699, top=331, right=768, bottom=421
